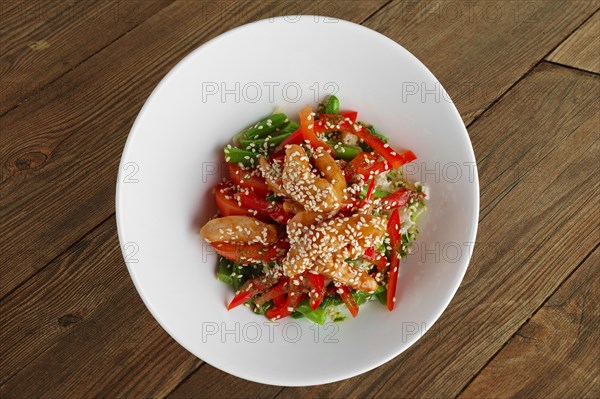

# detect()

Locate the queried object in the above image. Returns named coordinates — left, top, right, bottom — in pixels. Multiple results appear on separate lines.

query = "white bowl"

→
left=116, top=16, right=479, bottom=386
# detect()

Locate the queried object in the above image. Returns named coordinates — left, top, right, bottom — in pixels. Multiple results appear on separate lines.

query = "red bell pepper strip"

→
left=254, top=278, right=289, bottom=306
left=228, top=164, right=269, bottom=197
left=227, top=275, right=277, bottom=310
left=265, top=275, right=304, bottom=320
left=344, top=152, right=390, bottom=182
left=360, top=178, right=376, bottom=209
left=211, top=241, right=286, bottom=264
left=341, top=111, right=358, bottom=122
left=337, top=285, right=359, bottom=317
left=299, top=105, right=333, bottom=153
left=380, top=188, right=424, bottom=210
left=362, top=246, right=388, bottom=272
left=276, top=128, right=303, bottom=150
left=307, top=272, right=326, bottom=310
left=386, top=208, right=402, bottom=311
left=350, top=124, right=416, bottom=168
left=314, top=111, right=358, bottom=134
left=272, top=293, right=286, bottom=307
left=270, top=128, right=304, bottom=160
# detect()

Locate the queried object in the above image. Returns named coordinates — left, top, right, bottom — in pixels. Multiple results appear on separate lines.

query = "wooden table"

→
left=1, top=1, right=598, bottom=397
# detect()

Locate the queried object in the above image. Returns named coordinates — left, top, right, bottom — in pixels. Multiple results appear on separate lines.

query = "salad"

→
left=200, top=96, right=426, bottom=323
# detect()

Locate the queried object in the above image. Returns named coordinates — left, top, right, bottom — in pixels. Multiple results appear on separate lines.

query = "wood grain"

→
left=362, top=0, right=599, bottom=123
left=547, top=10, right=600, bottom=73
left=261, top=63, right=599, bottom=399
left=0, top=0, right=388, bottom=299
left=0, top=216, right=201, bottom=398
left=0, top=0, right=174, bottom=115
left=459, top=247, right=599, bottom=399
left=168, top=364, right=282, bottom=399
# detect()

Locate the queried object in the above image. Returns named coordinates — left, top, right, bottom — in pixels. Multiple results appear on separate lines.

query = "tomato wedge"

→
left=337, top=285, right=359, bottom=317
left=307, top=272, right=326, bottom=310
left=386, top=208, right=402, bottom=311
left=299, top=105, right=332, bottom=153
left=211, top=241, right=287, bottom=264
left=228, top=164, right=269, bottom=197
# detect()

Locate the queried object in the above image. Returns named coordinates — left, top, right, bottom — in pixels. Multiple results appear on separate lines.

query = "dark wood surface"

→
left=1, top=1, right=598, bottom=398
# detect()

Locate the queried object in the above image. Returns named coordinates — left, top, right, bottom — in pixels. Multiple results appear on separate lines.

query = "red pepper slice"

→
left=380, top=188, right=424, bottom=210
left=228, top=164, right=270, bottom=197
left=273, top=295, right=286, bottom=307
left=211, top=241, right=286, bottom=264
left=314, top=111, right=358, bottom=134
left=299, top=105, right=333, bottom=153
left=337, top=285, right=359, bottom=317
left=307, top=273, right=326, bottom=310
left=362, top=246, right=388, bottom=272
left=341, top=111, right=358, bottom=122
left=344, top=152, right=390, bottom=182
left=350, top=125, right=416, bottom=169
left=276, top=128, right=303, bottom=150
left=254, top=278, right=289, bottom=306
left=227, top=275, right=277, bottom=310
left=386, top=208, right=402, bottom=310
left=265, top=275, right=304, bottom=320
left=360, top=178, right=376, bottom=208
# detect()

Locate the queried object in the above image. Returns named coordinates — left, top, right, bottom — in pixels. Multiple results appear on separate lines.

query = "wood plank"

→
left=362, top=0, right=598, bottom=123
left=547, top=10, right=600, bottom=73
left=459, top=248, right=599, bottom=399
left=0, top=0, right=388, bottom=299
left=0, top=0, right=174, bottom=115
left=269, top=63, right=599, bottom=398
left=167, top=364, right=282, bottom=399
left=0, top=216, right=201, bottom=398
